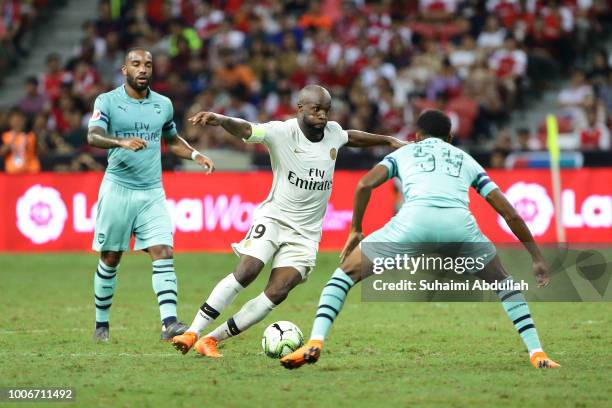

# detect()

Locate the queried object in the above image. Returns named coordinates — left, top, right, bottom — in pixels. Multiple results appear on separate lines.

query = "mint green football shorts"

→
left=92, top=178, right=173, bottom=252
left=361, top=206, right=497, bottom=274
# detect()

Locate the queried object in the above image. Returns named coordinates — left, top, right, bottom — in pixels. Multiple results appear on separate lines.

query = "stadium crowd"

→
left=0, top=0, right=63, bottom=83
left=1, top=0, right=611, bottom=173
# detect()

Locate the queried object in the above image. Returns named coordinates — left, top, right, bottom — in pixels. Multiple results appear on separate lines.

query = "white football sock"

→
left=207, top=292, right=275, bottom=342
left=529, top=348, right=544, bottom=358
left=187, top=273, right=244, bottom=336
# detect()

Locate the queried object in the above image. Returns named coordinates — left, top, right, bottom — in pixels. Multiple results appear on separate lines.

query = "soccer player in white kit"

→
left=172, top=85, right=404, bottom=357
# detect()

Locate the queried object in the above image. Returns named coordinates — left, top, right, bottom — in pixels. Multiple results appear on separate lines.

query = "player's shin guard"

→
left=208, top=293, right=275, bottom=342
left=94, top=260, right=118, bottom=327
left=152, top=259, right=178, bottom=328
left=310, top=268, right=354, bottom=341
left=187, top=273, right=244, bottom=336
left=497, top=276, right=543, bottom=356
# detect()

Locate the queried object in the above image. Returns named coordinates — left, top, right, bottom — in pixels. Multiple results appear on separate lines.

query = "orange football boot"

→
left=280, top=340, right=323, bottom=369
left=530, top=351, right=561, bottom=368
left=194, top=336, right=223, bottom=358
left=172, top=332, right=198, bottom=355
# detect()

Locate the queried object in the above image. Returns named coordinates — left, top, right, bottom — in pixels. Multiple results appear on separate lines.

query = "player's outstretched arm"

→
left=165, top=134, right=214, bottom=174
left=346, top=130, right=406, bottom=149
left=188, top=111, right=252, bottom=140
left=485, top=188, right=550, bottom=287
left=87, top=126, right=147, bottom=151
left=341, top=164, right=389, bottom=261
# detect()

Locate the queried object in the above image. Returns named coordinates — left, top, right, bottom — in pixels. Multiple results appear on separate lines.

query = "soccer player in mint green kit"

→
left=87, top=48, right=215, bottom=342
left=282, top=110, right=560, bottom=369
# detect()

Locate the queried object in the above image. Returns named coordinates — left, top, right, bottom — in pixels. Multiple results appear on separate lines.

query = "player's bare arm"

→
left=340, top=164, right=389, bottom=261
left=165, top=134, right=215, bottom=174
left=87, top=125, right=147, bottom=151
left=188, top=112, right=252, bottom=140
left=485, top=188, right=550, bottom=287
left=345, top=130, right=406, bottom=149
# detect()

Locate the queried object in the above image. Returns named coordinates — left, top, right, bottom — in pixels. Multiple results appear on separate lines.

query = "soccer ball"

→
left=261, top=321, right=304, bottom=358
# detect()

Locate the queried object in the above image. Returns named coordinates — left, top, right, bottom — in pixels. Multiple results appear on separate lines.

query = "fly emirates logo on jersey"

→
left=288, top=168, right=332, bottom=191
left=114, top=122, right=161, bottom=142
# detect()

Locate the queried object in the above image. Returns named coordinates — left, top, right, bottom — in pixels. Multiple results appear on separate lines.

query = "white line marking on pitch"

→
left=0, top=352, right=179, bottom=358
left=0, top=327, right=128, bottom=335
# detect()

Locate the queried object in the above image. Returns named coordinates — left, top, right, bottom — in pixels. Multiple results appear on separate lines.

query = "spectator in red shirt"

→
left=578, top=108, right=610, bottom=150
left=270, top=88, right=295, bottom=121
left=39, top=53, right=72, bottom=102
left=419, top=0, right=458, bottom=21
left=539, top=1, right=575, bottom=72
left=72, top=59, right=101, bottom=100
left=489, top=35, right=527, bottom=109
left=50, top=91, right=77, bottom=135
left=194, top=2, right=224, bottom=40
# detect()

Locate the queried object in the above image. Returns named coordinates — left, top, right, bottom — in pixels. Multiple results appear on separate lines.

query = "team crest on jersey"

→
left=97, top=233, right=105, bottom=244
left=154, top=104, right=161, bottom=114
left=330, top=148, right=337, bottom=160
left=91, top=110, right=101, bottom=121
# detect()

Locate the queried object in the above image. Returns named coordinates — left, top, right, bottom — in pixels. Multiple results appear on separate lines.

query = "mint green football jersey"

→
left=379, top=137, right=498, bottom=209
left=88, top=85, right=178, bottom=189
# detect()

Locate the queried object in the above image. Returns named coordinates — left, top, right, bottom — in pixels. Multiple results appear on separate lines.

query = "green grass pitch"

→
left=1, top=252, right=610, bottom=407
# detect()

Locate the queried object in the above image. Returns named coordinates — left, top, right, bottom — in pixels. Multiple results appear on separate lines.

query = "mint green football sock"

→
left=94, top=259, right=117, bottom=327
left=497, top=276, right=542, bottom=355
left=310, top=268, right=354, bottom=341
left=152, top=259, right=178, bottom=326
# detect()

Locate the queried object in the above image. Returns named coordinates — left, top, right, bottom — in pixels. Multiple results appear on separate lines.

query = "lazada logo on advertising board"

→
left=163, top=196, right=352, bottom=233
left=15, top=180, right=610, bottom=246
left=16, top=185, right=68, bottom=244
left=498, top=182, right=611, bottom=237
left=16, top=188, right=353, bottom=244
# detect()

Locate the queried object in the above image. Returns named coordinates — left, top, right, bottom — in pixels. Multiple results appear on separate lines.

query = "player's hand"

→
left=118, top=137, right=147, bottom=151
left=389, top=138, right=409, bottom=150
left=189, top=111, right=222, bottom=127
left=340, top=231, right=364, bottom=262
left=194, top=153, right=215, bottom=174
left=533, top=259, right=550, bottom=287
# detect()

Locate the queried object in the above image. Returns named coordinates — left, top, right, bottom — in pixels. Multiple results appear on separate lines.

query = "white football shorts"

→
left=231, top=217, right=318, bottom=279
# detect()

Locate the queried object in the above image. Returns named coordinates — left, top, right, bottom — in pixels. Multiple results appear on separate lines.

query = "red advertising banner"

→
left=0, top=169, right=610, bottom=252
left=470, top=169, right=611, bottom=243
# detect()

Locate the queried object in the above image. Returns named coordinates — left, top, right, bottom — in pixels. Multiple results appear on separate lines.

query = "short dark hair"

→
left=124, top=47, right=150, bottom=61
left=25, top=76, right=38, bottom=86
left=416, top=109, right=451, bottom=140
left=230, top=84, right=248, bottom=99
left=8, top=107, right=25, bottom=117
left=46, top=53, right=60, bottom=63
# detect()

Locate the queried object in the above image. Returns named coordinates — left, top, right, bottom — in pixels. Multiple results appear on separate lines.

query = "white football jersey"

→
left=246, top=118, right=348, bottom=242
